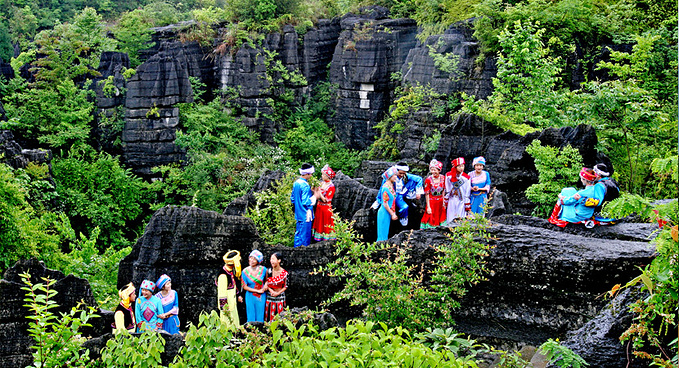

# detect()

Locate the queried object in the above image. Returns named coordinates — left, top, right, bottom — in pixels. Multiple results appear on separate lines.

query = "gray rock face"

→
left=0, top=130, right=52, bottom=171
left=0, top=259, right=98, bottom=368
left=328, top=9, right=419, bottom=150
left=402, top=20, right=496, bottom=99
left=122, top=43, right=195, bottom=176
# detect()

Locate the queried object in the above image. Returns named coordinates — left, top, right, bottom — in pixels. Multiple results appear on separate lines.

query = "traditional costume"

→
left=135, top=279, right=164, bottom=332
left=113, top=283, right=136, bottom=333
left=593, top=164, right=620, bottom=214
left=375, top=163, right=424, bottom=226
left=291, top=164, right=315, bottom=247
left=242, top=250, right=267, bottom=322
left=421, top=160, right=447, bottom=228
left=377, top=167, right=398, bottom=241
left=468, top=156, right=491, bottom=214
left=155, top=274, right=180, bottom=334
left=217, top=250, right=242, bottom=327
left=265, top=268, right=288, bottom=322
left=548, top=168, right=605, bottom=227
left=445, top=158, right=471, bottom=221
left=312, top=165, right=336, bottom=241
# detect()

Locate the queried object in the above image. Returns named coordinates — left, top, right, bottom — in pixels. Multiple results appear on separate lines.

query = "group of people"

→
left=113, top=274, right=180, bottom=334
left=548, top=163, right=620, bottom=227
left=291, top=163, right=337, bottom=247
left=376, top=157, right=491, bottom=241
left=217, top=250, right=288, bottom=326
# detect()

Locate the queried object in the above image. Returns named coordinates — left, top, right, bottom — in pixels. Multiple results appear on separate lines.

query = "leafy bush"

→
left=101, top=329, right=166, bottom=368
left=524, top=140, right=583, bottom=217
left=320, top=216, right=490, bottom=331
left=114, top=9, right=156, bottom=68
left=245, top=172, right=297, bottom=247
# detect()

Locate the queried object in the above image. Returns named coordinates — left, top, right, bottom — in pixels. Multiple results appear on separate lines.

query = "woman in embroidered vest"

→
left=265, top=252, right=288, bottom=321
left=468, top=156, right=491, bottom=214
left=113, top=282, right=136, bottom=333
left=377, top=167, right=399, bottom=241
left=444, top=157, right=471, bottom=222
left=312, top=165, right=337, bottom=241
left=135, top=279, right=164, bottom=332
left=155, top=274, right=180, bottom=334
left=421, top=159, right=447, bottom=228
left=217, top=250, right=243, bottom=327
left=242, top=250, right=268, bottom=322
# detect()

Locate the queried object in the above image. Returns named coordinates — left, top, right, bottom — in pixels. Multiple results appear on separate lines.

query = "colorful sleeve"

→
left=381, top=188, right=390, bottom=203
left=301, top=182, right=313, bottom=210
left=155, top=298, right=164, bottom=329
left=424, top=177, right=432, bottom=194
left=325, top=185, right=335, bottom=202
left=169, top=291, right=179, bottom=315
left=134, top=301, right=142, bottom=328
left=482, top=171, right=491, bottom=192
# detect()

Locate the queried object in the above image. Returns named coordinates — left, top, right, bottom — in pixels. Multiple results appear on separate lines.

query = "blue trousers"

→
left=294, top=220, right=312, bottom=247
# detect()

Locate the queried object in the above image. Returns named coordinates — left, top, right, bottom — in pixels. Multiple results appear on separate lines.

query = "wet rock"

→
left=0, top=259, right=98, bottom=368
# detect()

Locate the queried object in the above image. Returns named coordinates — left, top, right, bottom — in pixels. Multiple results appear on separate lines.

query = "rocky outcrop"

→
left=328, top=8, right=419, bottom=150
left=0, top=129, right=52, bottom=171
left=0, top=259, right=98, bottom=368
left=93, top=51, right=129, bottom=154
left=401, top=20, right=496, bottom=99
left=122, top=43, right=196, bottom=176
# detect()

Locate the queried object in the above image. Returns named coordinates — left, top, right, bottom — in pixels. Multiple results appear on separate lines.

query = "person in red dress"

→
left=421, top=159, right=447, bottom=228
left=312, top=165, right=337, bottom=241
left=265, top=252, right=288, bottom=321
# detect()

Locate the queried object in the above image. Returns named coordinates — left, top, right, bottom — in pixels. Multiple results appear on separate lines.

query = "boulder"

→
left=0, top=259, right=98, bottom=368
left=0, top=130, right=53, bottom=172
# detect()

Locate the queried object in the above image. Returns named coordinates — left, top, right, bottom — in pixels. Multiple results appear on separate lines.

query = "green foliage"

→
left=415, top=327, right=488, bottom=359
left=21, top=272, right=98, bottom=368
left=427, top=38, right=461, bottom=77
left=114, top=9, right=156, bottom=68
left=524, top=140, right=583, bottom=217
left=463, top=20, right=562, bottom=135
left=538, top=339, right=589, bottom=368
left=245, top=172, right=297, bottom=247
left=0, top=24, right=12, bottom=63
left=52, top=148, right=147, bottom=250
left=1, top=78, right=95, bottom=151
left=260, top=319, right=481, bottom=367
left=320, top=216, right=490, bottom=331
left=101, top=329, right=166, bottom=368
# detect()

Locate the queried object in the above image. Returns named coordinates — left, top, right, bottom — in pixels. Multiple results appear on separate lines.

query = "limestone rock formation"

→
left=328, top=7, right=419, bottom=150
left=0, top=129, right=52, bottom=171
left=0, top=259, right=98, bottom=368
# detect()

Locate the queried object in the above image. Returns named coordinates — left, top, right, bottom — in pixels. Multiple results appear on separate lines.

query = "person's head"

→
left=270, top=252, right=284, bottom=268
left=249, top=250, right=263, bottom=267
left=429, top=159, right=442, bottom=176
left=321, top=165, right=335, bottom=181
left=579, top=167, right=596, bottom=186
left=223, top=250, right=242, bottom=275
left=156, top=274, right=172, bottom=292
left=593, top=163, right=610, bottom=179
left=382, top=167, right=399, bottom=183
left=140, top=279, right=155, bottom=298
left=451, top=157, right=465, bottom=173
left=472, top=156, right=485, bottom=172
left=299, top=163, right=315, bottom=179
left=395, top=162, right=409, bottom=178
left=119, top=282, right=136, bottom=305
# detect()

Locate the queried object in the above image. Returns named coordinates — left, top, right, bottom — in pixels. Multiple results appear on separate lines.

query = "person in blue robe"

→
left=290, top=163, right=316, bottom=247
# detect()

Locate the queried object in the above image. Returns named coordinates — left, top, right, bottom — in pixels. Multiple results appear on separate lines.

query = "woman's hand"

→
left=391, top=213, right=398, bottom=220
left=472, top=186, right=478, bottom=191
left=426, top=206, right=432, bottom=214
left=238, top=296, right=243, bottom=303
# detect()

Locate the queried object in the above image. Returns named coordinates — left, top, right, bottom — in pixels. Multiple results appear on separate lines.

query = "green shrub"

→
left=101, top=329, right=166, bottom=368
left=245, top=172, right=297, bottom=247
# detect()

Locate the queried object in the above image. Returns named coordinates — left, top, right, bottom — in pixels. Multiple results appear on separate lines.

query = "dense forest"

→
left=0, top=0, right=677, bottom=365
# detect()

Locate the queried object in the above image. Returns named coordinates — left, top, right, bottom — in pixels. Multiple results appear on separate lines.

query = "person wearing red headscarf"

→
left=444, top=157, right=471, bottom=222
left=312, top=165, right=337, bottom=241
left=548, top=167, right=605, bottom=227
left=421, top=159, right=447, bottom=228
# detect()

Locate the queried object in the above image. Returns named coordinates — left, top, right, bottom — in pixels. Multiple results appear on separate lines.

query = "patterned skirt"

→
left=265, top=292, right=286, bottom=322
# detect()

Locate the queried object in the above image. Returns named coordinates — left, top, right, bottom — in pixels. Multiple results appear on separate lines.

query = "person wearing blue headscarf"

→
left=155, top=274, right=180, bottom=334
left=377, top=167, right=399, bottom=241
left=241, top=250, right=268, bottom=322
left=468, top=156, right=491, bottom=214
left=291, top=163, right=316, bottom=247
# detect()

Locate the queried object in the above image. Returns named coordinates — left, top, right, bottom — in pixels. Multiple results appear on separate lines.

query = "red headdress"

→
left=579, top=167, right=596, bottom=182
left=451, top=157, right=465, bottom=167
left=321, top=164, right=336, bottom=180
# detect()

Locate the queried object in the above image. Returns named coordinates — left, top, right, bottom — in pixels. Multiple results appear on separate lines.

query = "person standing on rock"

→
left=242, top=250, right=267, bottom=323
left=113, top=282, right=136, bottom=333
left=135, top=279, right=164, bottom=332
left=371, top=162, right=423, bottom=226
left=312, top=165, right=337, bottom=242
left=421, top=159, right=447, bottom=228
left=468, top=156, right=491, bottom=215
left=377, top=167, right=399, bottom=241
left=217, top=250, right=243, bottom=328
left=444, top=157, right=471, bottom=222
left=155, top=274, right=180, bottom=334
left=265, top=252, right=288, bottom=322
left=291, top=163, right=316, bottom=247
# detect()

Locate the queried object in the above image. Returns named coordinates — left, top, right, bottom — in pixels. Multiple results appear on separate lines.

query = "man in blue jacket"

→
left=291, top=163, right=316, bottom=247
left=371, top=162, right=424, bottom=226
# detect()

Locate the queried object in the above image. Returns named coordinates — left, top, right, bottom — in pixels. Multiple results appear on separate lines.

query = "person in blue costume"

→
left=377, top=167, right=399, bottom=241
left=468, top=156, right=491, bottom=214
left=155, top=274, right=181, bottom=334
left=548, top=168, right=605, bottom=227
left=135, top=279, right=165, bottom=332
left=241, top=250, right=268, bottom=323
left=372, top=162, right=423, bottom=226
left=290, top=163, right=316, bottom=247
left=593, top=163, right=620, bottom=214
